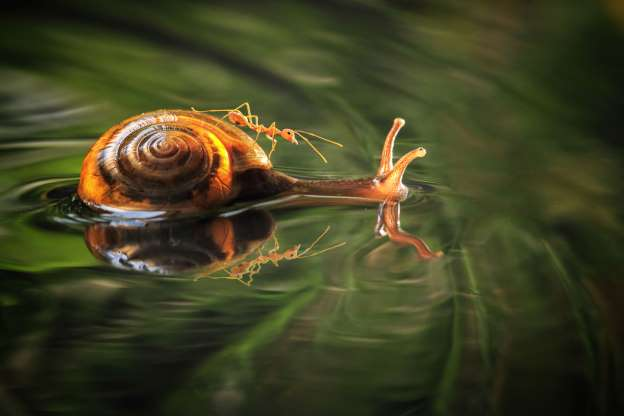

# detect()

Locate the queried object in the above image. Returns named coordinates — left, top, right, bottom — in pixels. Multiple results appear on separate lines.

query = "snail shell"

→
left=78, top=110, right=273, bottom=212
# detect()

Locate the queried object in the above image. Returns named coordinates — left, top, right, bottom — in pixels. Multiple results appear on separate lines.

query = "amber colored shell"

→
left=78, top=110, right=271, bottom=212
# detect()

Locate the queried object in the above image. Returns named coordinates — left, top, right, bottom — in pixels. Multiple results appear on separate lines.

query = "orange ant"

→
left=205, top=226, right=345, bottom=286
left=192, top=102, right=343, bottom=163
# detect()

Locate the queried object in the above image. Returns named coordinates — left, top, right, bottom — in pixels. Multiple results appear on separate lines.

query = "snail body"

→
left=79, top=109, right=426, bottom=213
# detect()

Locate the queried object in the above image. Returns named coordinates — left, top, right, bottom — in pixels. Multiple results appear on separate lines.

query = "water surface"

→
left=1, top=1, right=623, bottom=415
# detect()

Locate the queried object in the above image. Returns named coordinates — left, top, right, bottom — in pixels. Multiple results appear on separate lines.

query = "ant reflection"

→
left=219, top=226, right=345, bottom=285
left=85, top=203, right=441, bottom=285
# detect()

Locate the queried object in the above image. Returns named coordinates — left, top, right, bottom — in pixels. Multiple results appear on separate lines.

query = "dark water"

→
left=1, top=1, right=623, bottom=415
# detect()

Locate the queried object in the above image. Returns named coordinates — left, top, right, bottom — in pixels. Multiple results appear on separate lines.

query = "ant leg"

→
left=268, top=135, right=277, bottom=159
left=196, top=107, right=239, bottom=121
left=247, top=114, right=262, bottom=142
left=247, top=113, right=260, bottom=127
left=268, top=235, right=281, bottom=265
left=222, top=102, right=253, bottom=124
left=205, top=102, right=250, bottom=115
left=194, top=102, right=256, bottom=119
left=378, top=201, right=443, bottom=260
left=238, top=104, right=266, bottom=142
left=269, top=234, right=280, bottom=253
left=231, top=102, right=262, bottom=129
left=267, top=122, right=278, bottom=159
left=271, top=253, right=282, bottom=267
left=198, top=103, right=260, bottom=127
left=239, top=102, right=256, bottom=122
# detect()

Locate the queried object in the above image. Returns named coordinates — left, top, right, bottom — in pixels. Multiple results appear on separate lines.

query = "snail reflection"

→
left=85, top=210, right=275, bottom=281
left=84, top=203, right=440, bottom=284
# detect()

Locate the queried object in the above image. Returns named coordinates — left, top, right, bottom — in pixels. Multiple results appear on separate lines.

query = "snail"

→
left=78, top=109, right=427, bottom=213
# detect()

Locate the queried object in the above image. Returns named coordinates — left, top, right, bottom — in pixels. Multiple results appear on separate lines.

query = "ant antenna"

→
left=294, top=132, right=329, bottom=163
left=298, top=130, right=343, bottom=147
left=298, top=226, right=346, bottom=258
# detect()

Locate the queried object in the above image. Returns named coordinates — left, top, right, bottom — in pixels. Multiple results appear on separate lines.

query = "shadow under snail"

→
left=78, top=109, right=442, bottom=260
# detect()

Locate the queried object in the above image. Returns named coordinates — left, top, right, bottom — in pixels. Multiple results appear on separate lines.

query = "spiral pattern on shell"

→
left=97, top=114, right=219, bottom=201
left=79, top=110, right=273, bottom=212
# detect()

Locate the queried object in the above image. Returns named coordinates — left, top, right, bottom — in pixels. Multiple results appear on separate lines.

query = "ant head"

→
left=227, top=110, right=248, bottom=126
left=284, top=245, right=301, bottom=259
left=280, top=129, right=299, bottom=144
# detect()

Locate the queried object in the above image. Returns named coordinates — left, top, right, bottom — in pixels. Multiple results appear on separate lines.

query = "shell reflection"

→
left=85, top=210, right=274, bottom=276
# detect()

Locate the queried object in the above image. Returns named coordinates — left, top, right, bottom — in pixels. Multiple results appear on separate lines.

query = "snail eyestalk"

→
left=374, top=146, right=427, bottom=198
left=288, top=118, right=427, bottom=202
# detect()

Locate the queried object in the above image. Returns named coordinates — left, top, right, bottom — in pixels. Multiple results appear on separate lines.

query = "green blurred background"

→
left=1, top=1, right=623, bottom=415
